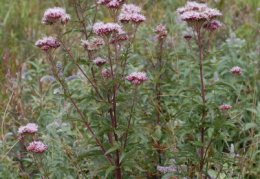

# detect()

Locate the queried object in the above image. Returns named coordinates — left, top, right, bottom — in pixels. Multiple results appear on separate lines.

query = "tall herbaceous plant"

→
left=32, top=1, right=146, bottom=178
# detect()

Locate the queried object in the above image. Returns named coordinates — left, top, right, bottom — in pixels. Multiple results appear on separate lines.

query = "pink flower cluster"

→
left=97, top=0, right=125, bottom=9
left=203, top=20, right=222, bottom=31
left=35, top=36, right=61, bottom=51
left=153, top=24, right=168, bottom=41
left=93, top=22, right=122, bottom=36
left=230, top=66, right=242, bottom=75
left=177, top=2, right=222, bottom=22
left=110, top=29, right=129, bottom=44
left=42, top=7, right=71, bottom=25
left=119, top=4, right=146, bottom=24
left=81, top=37, right=104, bottom=51
left=101, top=69, right=110, bottom=77
left=27, top=141, right=47, bottom=153
left=18, top=123, right=38, bottom=135
left=219, top=104, right=232, bottom=110
left=93, top=57, right=107, bottom=66
left=126, top=72, right=147, bottom=85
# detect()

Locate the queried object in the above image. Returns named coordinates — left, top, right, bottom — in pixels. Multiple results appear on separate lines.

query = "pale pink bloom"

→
left=154, top=24, right=168, bottom=40
left=92, top=37, right=105, bottom=47
left=119, top=4, right=145, bottom=24
left=42, top=7, right=70, bottom=25
left=97, top=0, right=111, bottom=5
left=93, top=57, right=107, bottom=66
left=203, top=20, right=222, bottom=31
left=177, top=2, right=222, bottom=22
left=130, top=13, right=146, bottom=23
left=101, top=69, right=110, bottom=77
left=173, top=147, right=178, bottom=153
left=219, top=104, right=232, bottom=110
left=81, top=38, right=104, bottom=51
left=118, top=13, right=131, bottom=23
left=180, top=10, right=208, bottom=21
left=177, top=2, right=207, bottom=14
left=93, top=22, right=122, bottom=36
left=203, top=8, right=222, bottom=19
left=110, top=29, right=129, bottom=44
left=106, top=0, right=120, bottom=9
left=60, top=14, right=71, bottom=25
left=18, top=123, right=38, bottom=135
left=121, top=4, right=141, bottom=14
left=18, top=136, right=25, bottom=140
left=126, top=72, right=147, bottom=85
left=27, top=141, right=47, bottom=153
left=230, top=66, right=242, bottom=75
left=98, top=0, right=125, bottom=8
left=35, top=36, right=61, bottom=51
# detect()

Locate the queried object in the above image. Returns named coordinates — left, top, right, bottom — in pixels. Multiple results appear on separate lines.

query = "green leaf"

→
left=190, top=141, right=204, bottom=147
left=105, top=145, right=120, bottom=155
left=209, top=81, right=237, bottom=93
left=105, top=166, right=117, bottom=178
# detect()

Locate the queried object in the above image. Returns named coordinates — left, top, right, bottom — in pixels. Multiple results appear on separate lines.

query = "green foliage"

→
left=0, top=0, right=259, bottom=178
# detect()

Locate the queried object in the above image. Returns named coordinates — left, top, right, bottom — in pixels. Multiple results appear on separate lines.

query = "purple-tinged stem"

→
left=123, top=85, right=138, bottom=149
left=198, top=29, right=206, bottom=179
left=46, top=52, right=115, bottom=166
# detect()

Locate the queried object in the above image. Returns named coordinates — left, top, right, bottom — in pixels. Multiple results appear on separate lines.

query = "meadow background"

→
left=0, top=0, right=260, bottom=178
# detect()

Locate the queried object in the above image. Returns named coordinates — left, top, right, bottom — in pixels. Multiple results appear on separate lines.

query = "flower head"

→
left=93, top=22, right=122, bottom=36
left=106, top=0, right=120, bottom=9
left=183, top=34, right=193, bottom=41
left=27, top=141, right=47, bottom=153
left=18, top=123, right=38, bottom=135
left=126, top=72, right=147, bottom=85
left=230, top=66, right=242, bottom=75
left=110, top=29, right=129, bottom=44
left=122, top=4, right=141, bottom=14
left=101, top=69, right=110, bottom=77
left=177, top=2, right=222, bottom=22
left=219, top=104, right=232, bottom=110
left=35, top=36, right=61, bottom=51
left=42, top=7, right=70, bottom=25
left=131, top=14, right=146, bottom=23
left=203, top=20, right=222, bottom=31
left=119, top=4, right=145, bottom=24
left=93, top=57, right=107, bottom=66
left=98, top=0, right=125, bottom=9
left=154, top=24, right=168, bottom=41
left=81, top=37, right=104, bottom=51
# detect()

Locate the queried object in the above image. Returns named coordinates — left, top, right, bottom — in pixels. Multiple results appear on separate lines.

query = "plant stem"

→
left=123, top=85, right=138, bottom=149
left=55, top=27, right=105, bottom=101
left=32, top=154, right=44, bottom=179
left=46, top=52, right=115, bottom=166
left=156, top=41, right=163, bottom=124
left=198, top=30, right=206, bottom=179
left=38, top=155, right=50, bottom=179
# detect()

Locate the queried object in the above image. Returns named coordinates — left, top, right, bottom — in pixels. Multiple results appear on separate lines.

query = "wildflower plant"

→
left=3, top=1, right=259, bottom=179
left=34, top=1, right=147, bottom=178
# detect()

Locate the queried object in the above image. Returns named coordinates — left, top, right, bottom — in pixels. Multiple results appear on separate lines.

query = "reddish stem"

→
left=46, top=52, right=114, bottom=166
left=123, top=85, right=138, bottom=149
left=198, top=29, right=206, bottom=179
